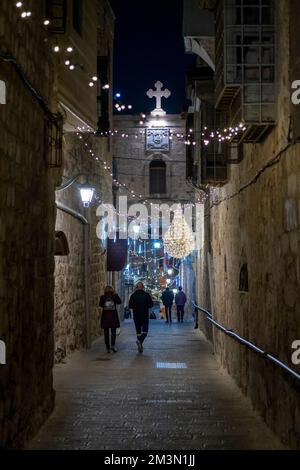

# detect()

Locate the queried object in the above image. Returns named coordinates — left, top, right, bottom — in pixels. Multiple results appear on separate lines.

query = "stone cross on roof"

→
left=146, top=81, right=171, bottom=117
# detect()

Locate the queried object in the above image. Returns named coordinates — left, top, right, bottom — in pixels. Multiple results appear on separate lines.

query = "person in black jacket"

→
left=99, top=286, right=122, bottom=353
left=129, top=282, right=153, bottom=353
left=161, top=287, right=174, bottom=323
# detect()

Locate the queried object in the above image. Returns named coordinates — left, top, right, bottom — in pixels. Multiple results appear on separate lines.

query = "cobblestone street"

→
left=28, top=320, right=284, bottom=450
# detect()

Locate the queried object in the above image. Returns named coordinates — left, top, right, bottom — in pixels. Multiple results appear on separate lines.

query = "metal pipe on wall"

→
left=84, top=223, right=91, bottom=349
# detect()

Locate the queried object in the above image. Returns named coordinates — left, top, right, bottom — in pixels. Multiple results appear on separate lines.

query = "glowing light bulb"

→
left=53, top=46, right=60, bottom=52
left=43, top=19, right=50, bottom=25
left=16, top=2, right=23, bottom=7
left=69, top=65, right=75, bottom=70
left=65, top=60, right=70, bottom=66
left=89, top=82, right=94, bottom=87
left=92, top=76, right=98, bottom=82
left=66, top=47, right=73, bottom=52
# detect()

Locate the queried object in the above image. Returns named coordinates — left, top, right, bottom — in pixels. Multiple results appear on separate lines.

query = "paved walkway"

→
left=29, top=320, right=284, bottom=450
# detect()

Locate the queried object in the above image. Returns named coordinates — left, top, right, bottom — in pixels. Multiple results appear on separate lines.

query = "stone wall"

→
left=0, top=2, right=57, bottom=448
left=53, top=0, right=115, bottom=358
left=193, top=198, right=213, bottom=339
left=54, top=134, right=112, bottom=356
left=196, top=1, right=300, bottom=448
left=113, top=115, right=195, bottom=205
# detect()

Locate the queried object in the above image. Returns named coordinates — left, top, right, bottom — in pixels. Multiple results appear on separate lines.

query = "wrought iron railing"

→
left=193, top=302, right=300, bottom=382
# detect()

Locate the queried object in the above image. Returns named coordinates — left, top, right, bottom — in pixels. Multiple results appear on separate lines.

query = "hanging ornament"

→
left=163, top=208, right=195, bottom=259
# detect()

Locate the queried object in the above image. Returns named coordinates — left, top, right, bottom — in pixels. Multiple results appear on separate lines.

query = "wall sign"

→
left=146, top=128, right=169, bottom=151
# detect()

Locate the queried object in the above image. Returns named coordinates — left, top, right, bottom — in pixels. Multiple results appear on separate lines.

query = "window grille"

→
left=97, top=56, right=110, bottom=134
left=201, top=102, right=227, bottom=184
left=44, top=113, right=63, bottom=168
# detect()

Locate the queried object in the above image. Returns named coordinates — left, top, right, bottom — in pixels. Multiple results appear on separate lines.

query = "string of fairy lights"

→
left=14, top=2, right=248, bottom=212
left=94, top=119, right=248, bottom=147
left=70, top=125, right=204, bottom=222
left=14, top=2, right=247, bottom=147
left=73, top=119, right=247, bottom=211
left=14, top=1, right=105, bottom=90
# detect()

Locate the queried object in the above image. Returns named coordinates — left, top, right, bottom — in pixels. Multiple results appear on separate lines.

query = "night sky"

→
left=110, top=0, right=196, bottom=115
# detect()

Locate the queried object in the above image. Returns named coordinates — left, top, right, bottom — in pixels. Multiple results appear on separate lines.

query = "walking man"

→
left=161, top=286, right=174, bottom=323
left=175, top=286, right=187, bottom=323
left=129, top=282, right=153, bottom=353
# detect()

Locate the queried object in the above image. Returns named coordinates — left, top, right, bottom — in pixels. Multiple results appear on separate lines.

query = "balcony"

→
left=183, top=0, right=215, bottom=70
left=215, top=0, right=276, bottom=143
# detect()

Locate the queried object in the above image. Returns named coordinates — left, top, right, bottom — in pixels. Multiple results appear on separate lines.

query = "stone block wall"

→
left=113, top=115, right=195, bottom=205
left=0, top=2, right=57, bottom=448
left=196, top=2, right=300, bottom=448
left=54, top=134, right=112, bottom=356
left=54, top=209, right=85, bottom=355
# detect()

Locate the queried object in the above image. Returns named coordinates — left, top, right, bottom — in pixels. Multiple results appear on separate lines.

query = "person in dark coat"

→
left=129, top=282, right=153, bottom=353
left=175, top=286, right=187, bottom=323
left=161, top=287, right=174, bottom=323
left=99, top=286, right=122, bottom=353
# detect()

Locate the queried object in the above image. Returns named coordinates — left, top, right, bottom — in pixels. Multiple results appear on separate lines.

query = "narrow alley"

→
left=1, top=0, right=300, bottom=459
left=29, top=321, right=283, bottom=450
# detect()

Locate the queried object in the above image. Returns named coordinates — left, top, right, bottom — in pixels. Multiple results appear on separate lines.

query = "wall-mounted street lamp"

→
left=80, top=183, right=95, bottom=208
left=56, top=173, right=96, bottom=208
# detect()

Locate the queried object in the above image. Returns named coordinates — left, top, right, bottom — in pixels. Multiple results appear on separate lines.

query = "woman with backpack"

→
left=99, top=286, right=122, bottom=353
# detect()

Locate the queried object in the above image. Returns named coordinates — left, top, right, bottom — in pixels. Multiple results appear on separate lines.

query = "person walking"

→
left=99, top=286, right=122, bottom=353
left=129, top=282, right=153, bottom=353
left=175, top=286, right=187, bottom=323
left=161, top=286, right=174, bottom=323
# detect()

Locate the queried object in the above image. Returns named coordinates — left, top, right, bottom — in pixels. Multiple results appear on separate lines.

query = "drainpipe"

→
left=84, top=221, right=91, bottom=349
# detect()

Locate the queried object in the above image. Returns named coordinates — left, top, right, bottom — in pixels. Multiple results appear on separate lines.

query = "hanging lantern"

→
left=80, top=183, right=95, bottom=207
left=163, top=208, right=195, bottom=259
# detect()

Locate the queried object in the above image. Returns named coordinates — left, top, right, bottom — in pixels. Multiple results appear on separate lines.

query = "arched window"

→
left=239, top=264, right=249, bottom=292
left=55, top=231, right=70, bottom=256
left=150, top=160, right=166, bottom=194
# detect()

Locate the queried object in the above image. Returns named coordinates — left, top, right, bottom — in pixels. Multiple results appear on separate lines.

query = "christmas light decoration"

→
left=163, top=208, right=195, bottom=259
